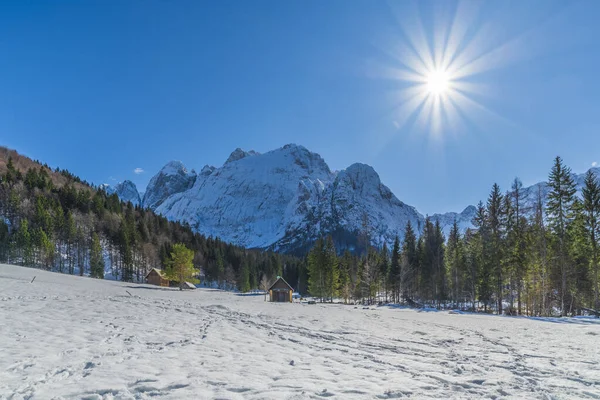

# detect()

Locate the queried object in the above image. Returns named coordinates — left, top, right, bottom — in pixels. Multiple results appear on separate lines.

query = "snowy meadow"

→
left=1, top=264, right=599, bottom=400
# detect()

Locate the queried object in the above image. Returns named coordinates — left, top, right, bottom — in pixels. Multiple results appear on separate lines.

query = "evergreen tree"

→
left=16, top=220, right=33, bottom=266
left=323, top=236, right=339, bottom=302
left=36, top=228, right=54, bottom=270
left=486, top=183, right=505, bottom=314
left=307, top=238, right=326, bottom=301
left=338, top=250, right=352, bottom=303
left=90, top=232, right=105, bottom=279
left=402, top=221, right=418, bottom=301
left=473, top=201, right=492, bottom=311
left=389, top=236, right=401, bottom=302
left=582, top=169, right=600, bottom=309
left=510, top=177, right=528, bottom=314
left=546, top=156, right=577, bottom=315
left=239, top=261, right=251, bottom=293
left=446, top=220, right=465, bottom=308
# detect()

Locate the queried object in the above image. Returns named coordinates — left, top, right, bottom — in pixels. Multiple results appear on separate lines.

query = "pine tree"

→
left=446, top=220, right=464, bottom=308
left=239, top=261, right=251, bottom=293
left=487, top=183, right=505, bottom=314
left=307, top=238, right=326, bottom=301
left=582, top=169, right=600, bottom=309
left=338, top=250, right=352, bottom=303
left=90, top=232, right=105, bottom=279
left=36, top=228, right=54, bottom=270
left=379, top=242, right=389, bottom=302
left=546, top=156, right=577, bottom=315
left=165, top=243, right=198, bottom=290
left=510, top=177, right=528, bottom=314
left=402, top=221, right=418, bottom=301
left=473, top=201, right=492, bottom=311
left=16, top=220, right=33, bottom=267
left=65, top=212, right=77, bottom=274
left=323, top=236, right=339, bottom=302
left=389, top=236, right=401, bottom=303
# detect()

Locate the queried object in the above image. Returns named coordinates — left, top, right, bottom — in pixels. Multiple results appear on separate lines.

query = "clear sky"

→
left=2, top=0, right=600, bottom=215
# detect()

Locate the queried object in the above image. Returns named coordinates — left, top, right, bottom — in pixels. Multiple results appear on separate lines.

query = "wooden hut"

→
left=269, top=276, right=293, bottom=303
left=146, top=268, right=169, bottom=287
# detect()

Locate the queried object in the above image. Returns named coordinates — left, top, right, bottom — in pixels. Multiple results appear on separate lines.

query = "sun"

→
left=426, top=69, right=450, bottom=95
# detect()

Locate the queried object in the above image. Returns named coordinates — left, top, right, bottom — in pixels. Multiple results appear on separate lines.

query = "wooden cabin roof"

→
left=146, top=268, right=166, bottom=279
left=268, top=276, right=293, bottom=291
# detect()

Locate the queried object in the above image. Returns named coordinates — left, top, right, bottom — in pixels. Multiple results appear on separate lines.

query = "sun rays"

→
left=375, top=0, right=546, bottom=141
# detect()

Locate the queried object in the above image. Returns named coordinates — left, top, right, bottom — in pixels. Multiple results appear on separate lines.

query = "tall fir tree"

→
left=546, top=156, right=577, bottom=315
left=582, top=169, right=600, bottom=309
left=389, top=236, right=401, bottom=303
left=89, top=232, right=105, bottom=279
left=486, top=183, right=505, bottom=314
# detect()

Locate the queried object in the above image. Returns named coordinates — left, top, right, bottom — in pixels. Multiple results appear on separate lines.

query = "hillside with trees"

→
left=0, top=147, right=306, bottom=292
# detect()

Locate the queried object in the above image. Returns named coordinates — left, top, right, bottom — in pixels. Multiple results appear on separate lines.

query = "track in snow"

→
left=1, top=264, right=599, bottom=399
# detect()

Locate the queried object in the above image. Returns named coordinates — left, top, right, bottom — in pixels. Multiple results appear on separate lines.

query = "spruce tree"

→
left=338, top=250, right=352, bottom=303
left=510, top=177, right=528, bottom=314
left=16, top=220, right=33, bottom=267
left=402, top=221, right=418, bottom=301
left=546, top=156, right=577, bottom=315
left=307, top=238, right=326, bottom=301
left=446, top=220, right=464, bottom=308
left=90, top=232, right=105, bottom=279
left=323, top=236, right=339, bottom=302
left=473, top=201, right=492, bottom=311
left=239, top=262, right=251, bottom=293
left=582, top=169, right=600, bottom=309
left=389, top=236, right=401, bottom=303
left=486, top=183, right=505, bottom=314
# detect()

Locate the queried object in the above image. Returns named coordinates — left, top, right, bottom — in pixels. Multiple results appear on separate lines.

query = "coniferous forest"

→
left=2, top=147, right=599, bottom=317
left=0, top=148, right=306, bottom=293
left=306, top=156, right=600, bottom=317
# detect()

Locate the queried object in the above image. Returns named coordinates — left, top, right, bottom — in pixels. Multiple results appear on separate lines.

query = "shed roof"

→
left=268, top=276, right=293, bottom=291
left=182, top=281, right=196, bottom=290
left=146, top=268, right=166, bottom=279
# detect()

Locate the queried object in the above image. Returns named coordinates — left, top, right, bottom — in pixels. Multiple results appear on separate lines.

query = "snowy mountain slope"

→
left=431, top=205, right=477, bottom=238
left=147, top=144, right=428, bottom=252
left=155, top=144, right=334, bottom=249
left=100, top=180, right=142, bottom=207
left=142, top=161, right=197, bottom=210
left=272, top=163, right=424, bottom=252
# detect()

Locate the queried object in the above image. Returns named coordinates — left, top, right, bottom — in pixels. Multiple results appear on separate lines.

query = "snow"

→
left=99, top=181, right=141, bottom=207
left=150, top=145, right=424, bottom=251
left=2, top=264, right=599, bottom=399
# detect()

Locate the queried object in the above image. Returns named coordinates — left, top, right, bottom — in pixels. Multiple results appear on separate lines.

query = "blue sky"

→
left=2, top=0, right=600, bottom=215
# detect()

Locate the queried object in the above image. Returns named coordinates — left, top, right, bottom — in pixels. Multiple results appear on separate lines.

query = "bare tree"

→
left=260, top=275, right=271, bottom=301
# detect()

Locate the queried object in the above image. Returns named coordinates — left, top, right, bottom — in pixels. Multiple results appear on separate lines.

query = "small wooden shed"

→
left=269, top=276, right=293, bottom=303
left=146, top=268, right=169, bottom=287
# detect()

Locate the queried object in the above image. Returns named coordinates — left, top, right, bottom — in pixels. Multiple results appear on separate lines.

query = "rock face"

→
left=142, top=161, right=197, bottom=210
left=100, top=180, right=141, bottom=207
left=142, top=144, right=428, bottom=252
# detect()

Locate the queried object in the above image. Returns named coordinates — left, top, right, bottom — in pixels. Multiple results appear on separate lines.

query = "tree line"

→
left=306, top=156, right=600, bottom=317
left=0, top=156, right=305, bottom=292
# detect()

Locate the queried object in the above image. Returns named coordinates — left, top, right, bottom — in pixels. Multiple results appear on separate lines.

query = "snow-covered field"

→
left=1, top=265, right=599, bottom=400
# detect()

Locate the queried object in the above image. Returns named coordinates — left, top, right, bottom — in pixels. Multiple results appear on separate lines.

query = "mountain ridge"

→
left=108, top=144, right=600, bottom=253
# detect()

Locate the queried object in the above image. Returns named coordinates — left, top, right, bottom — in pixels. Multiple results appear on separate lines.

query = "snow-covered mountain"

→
left=431, top=205, right=477, bottom=238
left=138, top=144, right=426, bottom=252
left=104, top=144, right=600, bottom=253
left=142, top=161, right=197, bottom=210
left=100, top=180, right=142, bottom=207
